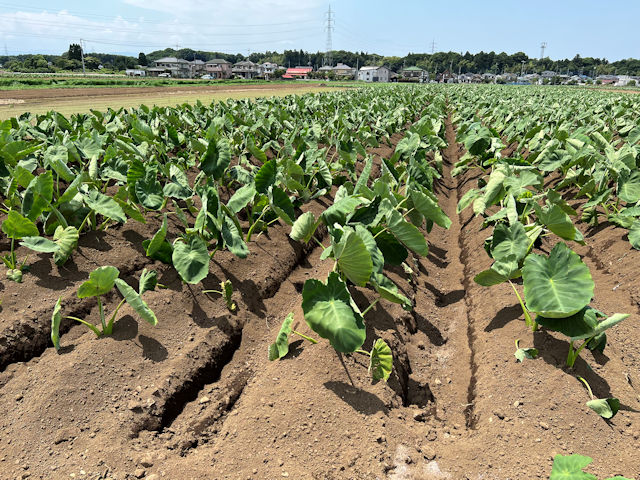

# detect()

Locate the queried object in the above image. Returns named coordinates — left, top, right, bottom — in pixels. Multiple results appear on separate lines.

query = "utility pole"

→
left=323, top=4, right=334, bottom=67
left=80, top=39, right=86, bottom=76
left=540, top=42, right=547, bottom=60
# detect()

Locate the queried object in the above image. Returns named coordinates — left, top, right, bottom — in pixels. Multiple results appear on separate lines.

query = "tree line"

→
left=1, top=46, right=639, bottom=76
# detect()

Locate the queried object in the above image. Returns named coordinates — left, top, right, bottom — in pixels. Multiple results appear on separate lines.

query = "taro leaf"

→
left=491, top=221, right=528, bottom=261
left=270, top=186, right=295, bottom=225
left=355, top=225, right=384, bottom=275
left=333, top=230, right=373, bottom=287
left=146, top=214, right=168, bottom=257
left=20, top=236, right=58, bottom=253
left=386, top=209, right=429, bottom=256
left=354, top=156, right=373, bottom=194
left=290, top=211, right=318, bottom=243
left=172, top=236, right=209, bottom=284
left=549, top=454, right=597, bottom=480
left=52, top=226, right=79, bottom=265
left=227, top=184, right=256, bottom=214
left=135, top=170, right=164, bottom=211
left=322, top=196, right=364, bottom=227
left=522, top=243, right=593, bottom=318
left=536, top=204, right=583, bottom=243
left=618, top=170, right=640, bottom=204
left=51, top=297, right=62, bottom=351
left=114, top=278, right=158, bottom=326
left=372, top=273, right=412, bottom=310
left=254, top=160, right=277, bottom=194
left=201, top=137, right=231, bottom=180
left=77, top=266, right=120, bottom=298
left=301, top=272, right=366, bottom=353
left=373, top=228, right=408, bottom=265
left=457, top=188, right=480, bottom=213
left=6, top=269, right=22, bottom=282
left=221, top=216, right=248, bottom=258
left=474, top=255, right=520, bottom=286
left=247, top=137, right=267, bottom=164
left=142, top=239, right=173, bottom=264
left=586, top=397, right=620, bottom=419
left=369, top=338, right=392, bottom=382
left=587, top=332, right=607, bottom=353
left=409, top=188, right=451, bottom=229
left=537, top=307, right=629, bottom=341
left=515, top=347, right=538, bottom=362
left=84, top=189, right=127, bottom=223
left=628, top=221, right=640, bottom=250
left=268, top=312, right=294, bottom=361
left=22, top=171, right=53, bottom=221
left=138, top=269, right=158, bottom=295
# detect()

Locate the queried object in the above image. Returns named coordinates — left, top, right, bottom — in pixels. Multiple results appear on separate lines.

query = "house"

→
left=190, top=59, right=206, bottom=77
left=260, top=62, right=279, bottom=79
left=147, top=57, right=192, bottom=78
left=318, top=65, right=334, bottom=75
left=596, top=75, right=618, bottom=85
left=205, top=59, right=232, bottom=79
left=400, top=66, right=426, bottom=82
left=615, top=75, right=640, bottom=86
left=232, top=60, right=261, bottom=79
left=125, top=69, right=146, bottom=77
left=283, top=66, right=313, bottom=79
left=357, top=66, right=390, bottom=83
left=541, top=70, right=557, bottom=79
left=333, top=63, right=356, bottom=79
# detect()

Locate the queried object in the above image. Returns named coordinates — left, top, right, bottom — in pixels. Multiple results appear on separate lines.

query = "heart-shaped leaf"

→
left=369, top=338, right=392, bottom=382
left=333, top=230, right=373, bottom=287
left=172, top=236, right=209, bottom=284
left=2, top=210, right=39, bottom=239
left=522, top=243, right=593, bottom=318
left=115, top=278, right=158, bottom=326
left=77, top=266, right=120, bottom=298
left=586, top=397, right=620, bottom=419
left=549, top=454, right=597, bottom=480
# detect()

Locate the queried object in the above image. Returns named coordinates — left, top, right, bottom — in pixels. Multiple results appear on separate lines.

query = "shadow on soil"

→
left=485, top=303, right=523, bottom=331
left=324, top=380, right=388, bottom=415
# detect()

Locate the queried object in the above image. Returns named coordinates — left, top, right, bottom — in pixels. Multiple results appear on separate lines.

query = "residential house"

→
left=333, top=63, right=356, bottom=79
left=125, top=69, right=146, bottom=77
left=260, top=62, right=279, bottom=79
left=147, top=57, right=192, bottom=78
left=400, top=66, right=427, bottom=82
left=232, top=60, right=261, bottom=79
left=596, top=75, right=618, bottom=85
left=615, top=75, right=640, bottom=86
left=205, top=59, right=232, bottom=79
left=190, top=59, right=205, bottom=77
left=283, top=66, right=313, bottom=79
left=357, top=66, right=390, bottom=83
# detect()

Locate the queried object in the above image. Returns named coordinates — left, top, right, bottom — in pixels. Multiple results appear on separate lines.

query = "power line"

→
left=323, top=4, right=334, bottom=66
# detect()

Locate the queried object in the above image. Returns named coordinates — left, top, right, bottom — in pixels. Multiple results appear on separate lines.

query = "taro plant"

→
left=203, top=279, right=236, bottom=311
left=51, top=266, right=158, bottom=350
left=1, top=210, right=38, bottom=282
left=549, top=454, right=631, bottom=480
left=577, top=376, right=620, bottom=420
left=514, top=338, right=538, bottom=362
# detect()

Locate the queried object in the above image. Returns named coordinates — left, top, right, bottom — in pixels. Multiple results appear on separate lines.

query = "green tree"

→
left=68, top=44, right=82, bottom=61
left=138, top=52, right=148, bottom=66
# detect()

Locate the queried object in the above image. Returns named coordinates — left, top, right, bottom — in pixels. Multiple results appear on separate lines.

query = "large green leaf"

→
left=201, top=137, right=231, bottom=180
left=491, top=221, right=528, bottom=261
left=22, top=171, right=53, bottom=221
left=386, top=209, right=429, bottom=256
left=221, top=215, right=248, bottom=258
left=172, top=236, right=209, bottom=284
left=586, top=397, right=620, bottom=419
left=52, top=226, right=79, bottom=265
left=618, top=170, right=640, bottom=203
left=522, top=243, right=593, bottom=318
left=536, top=204, right=583, bottom=243
left=290, top=211, right=318, bottom=244
left=84, top=189, right=127, bottom=223
left=549, top=454, right=597, bottom=480
left=270, top=186, right=295, bottom=225
left=301, top=272, right=365, bottom=353
left=114, top=278, right=158, bottom=326
left=333, top=230, right=373, bottom=287
left=629, top=221, right=640, bottom=250
left=146, top=214, right=168, bottom=257
left=254, top=160, right=277, bottom=194
left=227, top=184, right=256, bottom=214
left=369, top=338, right=392, bottom=382
left=537, top=307, right=629, bottom=341
left=409, top=188, right=451, bottom=229
left=474, top=255, right=520, bottom=286
left=138, top=269, right=158, bottom=295
left=268, top=313, right=294, bottom=361
left=77, top=266, right=120, bottom=298
left=135, top=170, right=164, bottom=211
left=2, top=210, right=39, bottom=239
left=322, top=196, right=364, bottom=226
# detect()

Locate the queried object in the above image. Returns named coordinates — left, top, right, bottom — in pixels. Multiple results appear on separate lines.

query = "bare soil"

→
left=0, top=117, right=639, bottom=480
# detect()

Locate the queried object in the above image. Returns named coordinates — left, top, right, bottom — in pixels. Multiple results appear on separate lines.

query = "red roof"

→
left=282, top=74, right=294, bottom=79
left=285, top=67, right=313, bottom=75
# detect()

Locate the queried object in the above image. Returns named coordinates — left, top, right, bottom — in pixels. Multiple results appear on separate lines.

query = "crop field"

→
left=0, top=84, right=639, bottom=479
left=0, top=83, right=341, bottom=120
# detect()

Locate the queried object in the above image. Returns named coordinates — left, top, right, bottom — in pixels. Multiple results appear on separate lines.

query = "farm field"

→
left=0, top=84, right=640, bottom=480
left=0, top=83, right=341, bottom=120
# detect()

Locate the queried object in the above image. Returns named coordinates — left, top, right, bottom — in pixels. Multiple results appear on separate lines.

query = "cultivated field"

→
left=0, top=82, right=341, bottom=119
left=0, top=85, right=639, bottom=480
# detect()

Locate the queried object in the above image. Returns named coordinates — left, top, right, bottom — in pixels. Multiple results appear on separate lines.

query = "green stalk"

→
left=567, top=339, right=591, bottom=368
left=292, top=330, right=318, bottom=344
left=10, top=238, right=16, bottom=270
left=246, top=207, right=268, bottom=242
left=361, top=298, right=380, bottom=317
left=65, top=316, right=103, bottom=338
left=508, top=280, right=537, bottom=331
left=577, top=376, right=595, bottom=400
left=355, top=349, right=370, bottom=356
left=97, top=297, right=106, bottom=333
left=105, top=298, right=127, bottom=335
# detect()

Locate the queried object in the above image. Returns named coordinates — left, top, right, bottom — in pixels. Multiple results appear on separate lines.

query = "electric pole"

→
left=80, top=39, right=86, bottom=76
left=323, top=5, right=334, bottom=67
left=540, top=42, right=547, bottom=60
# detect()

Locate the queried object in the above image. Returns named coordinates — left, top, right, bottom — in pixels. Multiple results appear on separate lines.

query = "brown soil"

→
left=0, top=83, right=328, bottom=102
left=1, top=116, right=639, bottom=480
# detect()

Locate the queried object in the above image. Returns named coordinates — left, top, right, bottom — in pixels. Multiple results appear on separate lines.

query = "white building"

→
left=260, top=62, right=279, bottom=79
left=358, top=66, right=390, bottom=83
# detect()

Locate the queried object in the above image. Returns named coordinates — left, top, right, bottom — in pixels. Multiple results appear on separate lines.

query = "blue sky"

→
left=0, top=0, right=638, bottom=60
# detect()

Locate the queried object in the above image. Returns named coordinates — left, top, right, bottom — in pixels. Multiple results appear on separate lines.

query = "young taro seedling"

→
left=51, top=266, right=159, bottom=350
left=548, top=454, right=632, bottom=480
left=577, top=376, right=620, bottom=420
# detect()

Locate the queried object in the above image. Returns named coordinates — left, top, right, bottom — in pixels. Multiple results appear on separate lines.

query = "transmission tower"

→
left=431, top=39, right=436, bottom=54
left=323, top=5, right=334, bottom=67
left=540, top=42, right=547, bottom=60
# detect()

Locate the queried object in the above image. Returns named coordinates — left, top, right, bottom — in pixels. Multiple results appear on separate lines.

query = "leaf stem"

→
left=65, top=316, right=102, bottom=337
left=355, top=349, right=370, bottom=356
left=577, top=376, right=594, bottom=400
left=97, top=297, right=106, bottom=333
left=508, top=280, right=537, bottom=331
left=361, top=298, right=380, bottom=317
left=292, top=330, right=318, bottom=344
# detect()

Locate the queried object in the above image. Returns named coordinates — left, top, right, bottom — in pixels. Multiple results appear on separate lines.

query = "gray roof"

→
left=155, top=57, right=190, bottom=64
left=206, top=58, right=230, bottom=64
left=360, top=66, right=387, bottom=71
